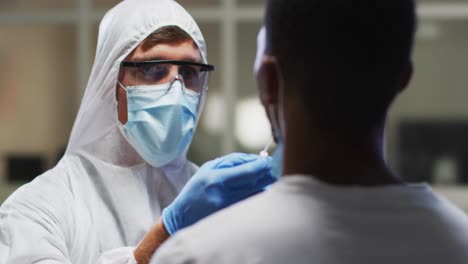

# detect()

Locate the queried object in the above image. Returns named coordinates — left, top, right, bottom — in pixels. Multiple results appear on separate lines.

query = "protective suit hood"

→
left=67, top=0, right=208, bottom=168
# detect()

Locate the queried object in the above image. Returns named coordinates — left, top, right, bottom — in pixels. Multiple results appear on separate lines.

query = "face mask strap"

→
left=271, top=56, right=287, bottom=140
left=117, top=81, right=127, bottom=92
left=268, top=104, right=282, bottom=143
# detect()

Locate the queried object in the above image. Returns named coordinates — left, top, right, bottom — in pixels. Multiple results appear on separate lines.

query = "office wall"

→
left=0, top=26, right=77, bottom=179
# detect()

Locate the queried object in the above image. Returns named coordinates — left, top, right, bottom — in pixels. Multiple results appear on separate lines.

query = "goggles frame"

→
left=119, top=60, right=214, bottom=94
left=121, top=60, right=215, bottom=72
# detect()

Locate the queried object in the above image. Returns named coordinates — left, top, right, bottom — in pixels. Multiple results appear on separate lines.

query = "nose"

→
left=169, top=74, right=186, bottom=93
left=174, top=74, right=182, bottom=81
left=173, top=70, right=186, bottom=83
left=169, top=64, right=181, bottom=78
left=170, top=66, right=185, bottom=83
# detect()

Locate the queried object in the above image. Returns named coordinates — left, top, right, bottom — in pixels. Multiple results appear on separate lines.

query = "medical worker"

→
left=152, top=0, right=468, bottom=263
left=0, top=0, right=274, bottom=263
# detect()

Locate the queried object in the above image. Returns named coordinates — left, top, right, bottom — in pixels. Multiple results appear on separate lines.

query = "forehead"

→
left=126, top=39, right=202, bottom=62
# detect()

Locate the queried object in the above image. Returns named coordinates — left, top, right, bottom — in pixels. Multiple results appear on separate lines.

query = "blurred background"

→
left=1, top=0, right=468, bottom=210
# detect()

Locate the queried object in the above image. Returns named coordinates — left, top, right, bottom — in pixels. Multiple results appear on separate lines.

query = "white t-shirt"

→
left=152, top=175, right=468, bottom=264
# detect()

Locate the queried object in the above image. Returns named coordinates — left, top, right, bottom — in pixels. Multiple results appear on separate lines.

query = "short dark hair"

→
left=265, top=0, right=416, bottom=128
left=141, top=26, right=193, bottom=50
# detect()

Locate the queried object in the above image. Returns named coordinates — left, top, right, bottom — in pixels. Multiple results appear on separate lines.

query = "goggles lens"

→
left=121, top=60, right=214, bottom=94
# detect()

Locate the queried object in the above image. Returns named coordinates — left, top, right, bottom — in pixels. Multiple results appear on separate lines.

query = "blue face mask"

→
left=268, top=104, right=284, bottom=179
left=120, top=80, right=199, bottom=167
left=270, top=142, right=283, bottom=179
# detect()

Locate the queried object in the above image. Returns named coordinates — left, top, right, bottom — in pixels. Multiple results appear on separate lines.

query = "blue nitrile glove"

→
left=162, top=152, right=275, bottom=235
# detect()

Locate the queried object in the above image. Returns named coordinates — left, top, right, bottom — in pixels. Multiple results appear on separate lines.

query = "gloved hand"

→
left=162, top=152, right=275, bottom=235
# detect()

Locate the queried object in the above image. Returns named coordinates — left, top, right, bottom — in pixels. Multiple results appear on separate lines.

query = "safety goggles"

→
left=120, top=60, right=215, bottom=94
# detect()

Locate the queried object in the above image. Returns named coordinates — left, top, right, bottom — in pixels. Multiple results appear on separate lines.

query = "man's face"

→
left=116, top=39, right=202, bottom=124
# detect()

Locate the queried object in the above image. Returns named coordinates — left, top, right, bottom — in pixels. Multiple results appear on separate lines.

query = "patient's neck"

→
left=282, top=108, right=402, bottom=187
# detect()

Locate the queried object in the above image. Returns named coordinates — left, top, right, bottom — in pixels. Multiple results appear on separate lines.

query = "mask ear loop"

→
left=272, top=57, right=287, bottom=140
left=117, top=81, right=127, bottom=92
left=266, top=55, right=286, bottom=145
left=115, top=80, right=130, bottom=143
left=268, top=104, right=282, bottom=144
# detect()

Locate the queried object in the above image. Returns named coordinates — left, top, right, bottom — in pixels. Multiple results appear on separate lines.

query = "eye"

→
left=179, top=66, right=198, bottom=81
left=138, top=64, right=169, bottom=83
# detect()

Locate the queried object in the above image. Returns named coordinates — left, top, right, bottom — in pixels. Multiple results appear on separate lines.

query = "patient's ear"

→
left=256, top=56, right=280, bottom=108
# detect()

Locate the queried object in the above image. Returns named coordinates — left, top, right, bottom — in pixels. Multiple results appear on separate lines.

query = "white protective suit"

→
left=0, top=0, right=208, bottom=263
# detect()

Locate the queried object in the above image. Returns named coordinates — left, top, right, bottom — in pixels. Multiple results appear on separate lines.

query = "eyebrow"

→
left=133, top=56, right=201, bottom=63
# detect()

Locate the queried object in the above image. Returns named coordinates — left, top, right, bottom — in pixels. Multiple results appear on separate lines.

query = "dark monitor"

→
left=398, top=120, right=468, bottom=184
left=6, top=154, right=45, bottom=183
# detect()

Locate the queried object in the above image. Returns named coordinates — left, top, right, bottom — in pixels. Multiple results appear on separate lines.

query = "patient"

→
left=152, top=0, right=468, bottom=263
